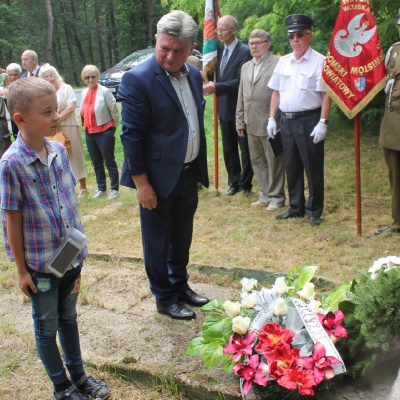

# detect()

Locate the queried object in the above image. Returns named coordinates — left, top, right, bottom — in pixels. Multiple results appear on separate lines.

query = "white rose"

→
left=297, top=282, right=315, bottom=301
left=308, top=299, right=322, bottom=314
left=240, top=278, right=257, bottom=292
left=232, top=315, right=251, bottom=335
left=273, top=277, right=290, bottom=295
left=223, top=300, right=241, bottom=317
left=273, top=298, right=288, bottom=316
left=240, top=292, right=258, bottom=309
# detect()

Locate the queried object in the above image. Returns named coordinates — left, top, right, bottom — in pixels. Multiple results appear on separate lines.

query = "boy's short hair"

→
left=7, top=78, right=55, bottom=117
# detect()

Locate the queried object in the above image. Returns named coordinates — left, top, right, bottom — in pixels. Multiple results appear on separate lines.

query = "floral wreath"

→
left=186, top=266, right=350, bottom=399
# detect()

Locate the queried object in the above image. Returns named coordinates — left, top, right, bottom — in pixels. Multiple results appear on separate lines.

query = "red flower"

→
left=297, top=342, right=341, bottom=384
left=317, top=310, right=347, bottom=344
left=255, top=322, right=295, bottom=354
left=277, top=367, right=317, bottom=396
left=233, top=354, right=268, bottom=395
left=264, top=343, right=300, bottom=378
left=224, top=331, right=257, bottom=362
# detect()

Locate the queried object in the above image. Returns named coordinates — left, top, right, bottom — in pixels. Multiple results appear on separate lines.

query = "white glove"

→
left=267, top=117, right=277, bottom=139
left=310, top=122, right=327, bottom=144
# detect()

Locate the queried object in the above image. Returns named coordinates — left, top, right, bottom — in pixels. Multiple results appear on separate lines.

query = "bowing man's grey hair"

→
left=157, top=10, right=198, bottom=45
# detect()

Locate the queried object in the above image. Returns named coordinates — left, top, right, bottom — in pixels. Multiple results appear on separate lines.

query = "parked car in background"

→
left=99, top=48, right=202, bottom=99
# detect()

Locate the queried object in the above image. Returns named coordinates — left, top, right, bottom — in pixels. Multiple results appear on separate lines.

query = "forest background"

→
left=0, top=0, right=395, bottom=131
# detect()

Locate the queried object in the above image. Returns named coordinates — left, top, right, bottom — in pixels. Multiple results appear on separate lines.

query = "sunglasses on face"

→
left=287, top=32, right=311, bottom=40
left=84, top=76, right=97, bottom=80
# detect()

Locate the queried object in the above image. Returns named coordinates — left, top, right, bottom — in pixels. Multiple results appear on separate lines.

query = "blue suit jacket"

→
left=118, top=55, right=209, bottom=197
left=214, top=41, right=251, bottom=122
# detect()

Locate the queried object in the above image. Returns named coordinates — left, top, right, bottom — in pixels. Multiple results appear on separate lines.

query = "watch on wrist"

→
left=320, top=118, right=329, bottom=125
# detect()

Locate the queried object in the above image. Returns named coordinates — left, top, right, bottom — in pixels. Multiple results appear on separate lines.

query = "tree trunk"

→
left=147, top=0, right=153, bottom=47
left=94, top=0, right=106, bottom=71
left=70, top=0, right=87, bottom=65
left=59, top=0, right=79, bottom=86
left=83, top=1, right=94, bottom=63
left=45, top=0, right=54, bottom=62
left=108, top=0, right=119, bottom=62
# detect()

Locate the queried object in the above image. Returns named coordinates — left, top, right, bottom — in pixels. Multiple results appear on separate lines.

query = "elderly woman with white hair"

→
left=4, top=63, right=22, bottom=139
left=39, top=64, right=87, bottom=196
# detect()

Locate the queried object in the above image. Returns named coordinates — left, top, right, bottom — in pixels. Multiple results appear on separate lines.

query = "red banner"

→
left=321, top=0, right=386, bottom=119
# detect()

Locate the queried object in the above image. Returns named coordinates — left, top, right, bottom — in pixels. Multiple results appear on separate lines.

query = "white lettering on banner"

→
left=291, top=298, right=346, bottom=375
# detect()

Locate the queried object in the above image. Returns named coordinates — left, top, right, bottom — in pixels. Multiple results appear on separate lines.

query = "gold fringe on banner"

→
left=321, top=78, right=386, bottom=120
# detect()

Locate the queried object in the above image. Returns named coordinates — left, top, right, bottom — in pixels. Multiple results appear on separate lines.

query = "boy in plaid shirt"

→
left=0, top=78, right=110, bottom=400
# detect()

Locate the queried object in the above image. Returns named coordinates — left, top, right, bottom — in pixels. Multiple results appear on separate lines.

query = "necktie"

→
left=220, top=47, right=229, bottom=79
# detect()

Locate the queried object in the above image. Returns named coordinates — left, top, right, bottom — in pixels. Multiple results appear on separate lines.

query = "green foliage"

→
left=338, top=261, right=400, bottom=377
left=185, top=303, right=234, bottom=372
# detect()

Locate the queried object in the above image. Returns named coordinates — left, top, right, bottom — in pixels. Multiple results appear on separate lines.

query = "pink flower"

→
left=264, top=343, right=300, bottom=378
left=255, top=322, right=295, bottom=354
left=317, top=310, right=347, bottom=344
left=224, top=331, right=257, bottom=362
left=297, top=342, right=341, bottom=384
left=233, top=354, right=268, bottom=395
left=277, top=368, right=317, bottom=396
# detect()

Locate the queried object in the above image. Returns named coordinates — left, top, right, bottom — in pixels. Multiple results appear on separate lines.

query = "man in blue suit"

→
left=118, top=11, right=209, bottom=320
left=203, top=15, right=253, bottom=195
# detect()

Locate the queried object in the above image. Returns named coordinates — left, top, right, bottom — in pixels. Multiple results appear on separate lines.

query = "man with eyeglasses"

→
left=236, top=29, right=285, bottom=211
left=203, top=15, right=252, bottom=196
left=267, top=14, right=331, bottom=226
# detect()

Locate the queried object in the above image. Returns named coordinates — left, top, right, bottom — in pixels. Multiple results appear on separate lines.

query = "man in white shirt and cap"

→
left=267, top=14, right=331, bottom=226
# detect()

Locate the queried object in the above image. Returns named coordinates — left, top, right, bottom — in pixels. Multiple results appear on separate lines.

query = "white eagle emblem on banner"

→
left=334, top=13, right=376, bottom=58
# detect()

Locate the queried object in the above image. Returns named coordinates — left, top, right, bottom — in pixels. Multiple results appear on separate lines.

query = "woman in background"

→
left=80, top=64, right=119, bottom=200
left=40, top=64, right=87, bottom=196
left=5, top=63, right=21, bottom=139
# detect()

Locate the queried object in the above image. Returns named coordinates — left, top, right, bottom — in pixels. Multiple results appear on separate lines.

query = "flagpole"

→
left=354, top=115, right=362, bottom=236
left=214, top=88, right=219, bottom=190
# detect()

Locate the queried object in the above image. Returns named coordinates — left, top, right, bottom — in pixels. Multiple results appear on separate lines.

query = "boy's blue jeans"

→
left=28, top=265, right=84, bottom=385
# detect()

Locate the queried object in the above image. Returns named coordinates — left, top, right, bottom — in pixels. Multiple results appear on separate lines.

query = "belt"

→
left=280, top=107, right=321, bottom=119
left=183, top=159, right=197, bottom=171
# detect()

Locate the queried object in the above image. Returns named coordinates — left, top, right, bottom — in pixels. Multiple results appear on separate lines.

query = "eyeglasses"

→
left=43, top=74, right=55, bottom=80
left=215, top=27, right=233, bottom=33
left=84, top=75, right=97, bottom=80
left=287, top=32, right=311, bottom=40
left=249, top=40, right=268, bottom=47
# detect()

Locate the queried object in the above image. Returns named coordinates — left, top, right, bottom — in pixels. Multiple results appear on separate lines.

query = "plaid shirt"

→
left=0, top=136, right=87, bottom=272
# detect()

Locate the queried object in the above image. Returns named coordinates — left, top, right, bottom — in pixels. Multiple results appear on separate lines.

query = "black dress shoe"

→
left=179, top=289, right=210, bottom=307
left=157, top=303, right=196, bottom=320
left=276, top=211, right=305, bottom=220
left=374, top=227, right=400, bottom=236
left=224, top=186, right=239, bottom=196
left=309, top=216, right=322, bottom=226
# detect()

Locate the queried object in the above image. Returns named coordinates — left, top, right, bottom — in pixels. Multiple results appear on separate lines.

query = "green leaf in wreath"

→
left=185, top=336, right=208, bottom=356
left=324, top=283, right=351, bottom=310
left=221, top=353, right=238, bottom=373
left=202, top=342, right=224, bottom=370
left=202, top=314, right=232, bottom=336
left=295, top=265, right=318, bottom=291
left=201, top=299, right=223, bottom=312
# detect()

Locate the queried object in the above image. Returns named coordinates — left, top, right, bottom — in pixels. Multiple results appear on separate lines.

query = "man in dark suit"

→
left=203, top=15, right=253, bottom=195
left=21, top=50, right=40, bottom=77
left=118, top=11, right=209, bottom=320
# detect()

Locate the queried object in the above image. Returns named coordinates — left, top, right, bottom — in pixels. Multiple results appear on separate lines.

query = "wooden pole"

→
left=214, top=93, right=219, bottom=190
left=355, top=115, right=362, bottom=236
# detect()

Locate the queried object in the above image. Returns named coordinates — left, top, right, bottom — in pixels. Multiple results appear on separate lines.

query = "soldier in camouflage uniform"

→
left=376, top=10, right=400, bottom=235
